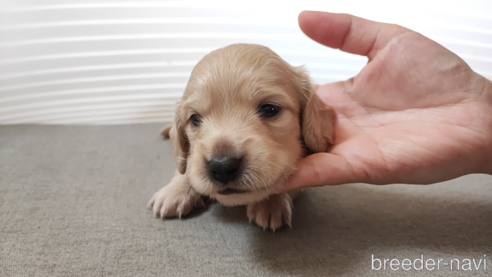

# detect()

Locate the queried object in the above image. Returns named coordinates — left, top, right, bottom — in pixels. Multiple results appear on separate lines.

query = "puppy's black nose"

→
left=207, top=156, right=241, bottom=184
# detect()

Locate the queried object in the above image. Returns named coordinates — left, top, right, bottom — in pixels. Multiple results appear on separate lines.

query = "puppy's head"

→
left=170, top=44, right=334, bottom=205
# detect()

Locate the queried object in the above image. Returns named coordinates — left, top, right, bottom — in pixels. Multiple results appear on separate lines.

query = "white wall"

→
left=1, top=0, right=491, bottom=125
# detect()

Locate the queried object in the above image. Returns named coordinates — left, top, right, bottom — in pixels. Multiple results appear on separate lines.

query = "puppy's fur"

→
left=148, top=44, right=334, bottom=231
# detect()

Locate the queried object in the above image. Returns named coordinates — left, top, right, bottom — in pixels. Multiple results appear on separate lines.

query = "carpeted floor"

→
left=1, top=124, right=491, bottom=277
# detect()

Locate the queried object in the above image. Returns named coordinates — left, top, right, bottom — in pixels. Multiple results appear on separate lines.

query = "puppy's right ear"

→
left=169, top=102, right=189, bottom=174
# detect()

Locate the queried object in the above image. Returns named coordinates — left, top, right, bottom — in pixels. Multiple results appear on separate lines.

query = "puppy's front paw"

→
left=147, top=181, right=204, bottom=219
left=246, top=193, right=293, bottom=231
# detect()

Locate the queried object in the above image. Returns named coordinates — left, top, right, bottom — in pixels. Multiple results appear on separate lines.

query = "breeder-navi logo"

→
left=371, top=254, right=488, bottom=272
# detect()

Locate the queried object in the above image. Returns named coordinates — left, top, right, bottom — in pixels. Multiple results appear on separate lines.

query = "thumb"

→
left=298, top=10, right=407, bottom=60
left=281, top=153, right=358, bottom=191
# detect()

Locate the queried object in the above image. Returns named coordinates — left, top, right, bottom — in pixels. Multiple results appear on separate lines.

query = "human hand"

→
left=283, top=11, right=492, bottom=190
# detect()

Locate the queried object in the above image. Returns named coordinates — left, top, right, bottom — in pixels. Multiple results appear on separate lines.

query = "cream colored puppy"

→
left=148, top=44, right=334, bottom=231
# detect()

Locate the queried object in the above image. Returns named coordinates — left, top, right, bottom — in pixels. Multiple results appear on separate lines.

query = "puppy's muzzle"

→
left=207, top=155, right=242, bottom=184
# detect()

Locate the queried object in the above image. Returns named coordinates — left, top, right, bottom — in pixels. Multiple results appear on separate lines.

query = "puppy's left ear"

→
left=169, top=101, right=190, bottom=174
left=292, top=66, right=335, bottom=153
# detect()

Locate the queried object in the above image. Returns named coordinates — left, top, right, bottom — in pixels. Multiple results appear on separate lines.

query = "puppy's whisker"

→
left=268, top=161, right=291, bottom=180
left=243, top=168, right=269, bottom=192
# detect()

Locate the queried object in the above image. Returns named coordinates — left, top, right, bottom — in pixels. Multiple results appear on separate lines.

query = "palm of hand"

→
left=317, top=32, right=491, bottom=184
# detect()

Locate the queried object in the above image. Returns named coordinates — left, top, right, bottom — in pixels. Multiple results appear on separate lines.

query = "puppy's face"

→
left=170, top=44, right=334, bottom=206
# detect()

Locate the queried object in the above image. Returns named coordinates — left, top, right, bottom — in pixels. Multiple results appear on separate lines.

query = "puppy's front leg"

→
left=147, top=171, right=205, bottom=218
left=246, top=190, right=300, bottom=231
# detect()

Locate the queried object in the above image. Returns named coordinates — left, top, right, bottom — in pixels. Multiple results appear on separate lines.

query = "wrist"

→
left=485, top=158, right=492, bottom=175
left=484, top=77, right=492, bottom=108
left=483, top=78, right=492, bottom=175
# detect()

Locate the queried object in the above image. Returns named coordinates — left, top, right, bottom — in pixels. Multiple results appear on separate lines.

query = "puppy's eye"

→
left=259, top=104, right=280, bottom=118
left=190, top=114, right=202, bottom=127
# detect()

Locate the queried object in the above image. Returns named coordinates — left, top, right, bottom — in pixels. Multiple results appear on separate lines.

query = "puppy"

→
left=148, top=44, right=334, bottom=231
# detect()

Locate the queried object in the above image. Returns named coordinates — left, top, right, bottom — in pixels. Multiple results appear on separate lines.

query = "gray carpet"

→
left=1, top=124, right=491, bottom=277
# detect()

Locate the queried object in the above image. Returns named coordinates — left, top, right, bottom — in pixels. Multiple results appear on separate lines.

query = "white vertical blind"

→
left=1, top=0, right=491, bottom=125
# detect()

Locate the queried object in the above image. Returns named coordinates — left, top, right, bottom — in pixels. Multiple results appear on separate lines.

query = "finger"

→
left=298, top=11, right=408, bottom=60
left=281, top=153, right=358, bottom=191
